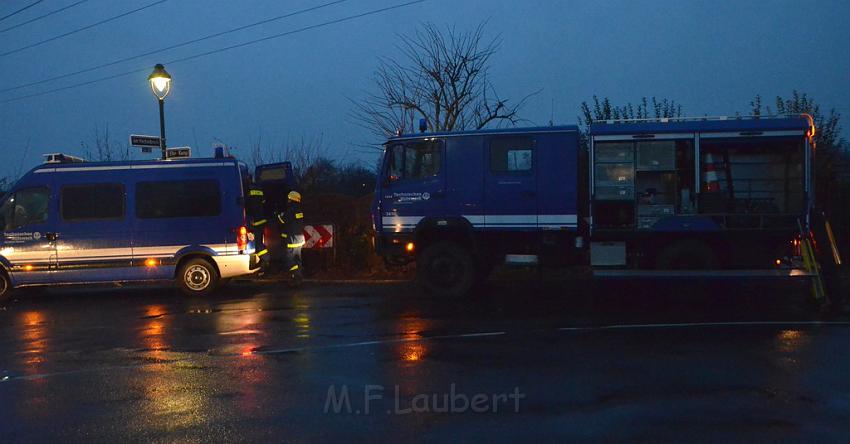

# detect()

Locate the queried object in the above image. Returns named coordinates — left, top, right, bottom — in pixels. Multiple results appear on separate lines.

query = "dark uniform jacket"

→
left=280, top=202, right=305, bottom=243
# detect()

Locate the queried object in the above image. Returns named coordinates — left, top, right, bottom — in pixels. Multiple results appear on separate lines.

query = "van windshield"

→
left=0, top=187, right=50, bottom=231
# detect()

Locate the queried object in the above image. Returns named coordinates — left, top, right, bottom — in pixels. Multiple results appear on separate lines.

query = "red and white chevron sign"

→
left=303, top=224, right=333, bottom=249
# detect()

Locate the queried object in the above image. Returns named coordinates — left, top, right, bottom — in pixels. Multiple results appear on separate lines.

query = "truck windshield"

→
left=387, top=140, right=441, bottom=182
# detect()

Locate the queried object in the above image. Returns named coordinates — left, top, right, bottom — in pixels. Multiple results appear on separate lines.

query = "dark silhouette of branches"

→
left=352, top=22, right=536, bottom=138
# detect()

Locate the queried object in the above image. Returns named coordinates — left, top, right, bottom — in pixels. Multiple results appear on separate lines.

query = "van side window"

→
left=0, top=187, right=49, bottom=230
left=61, top=184, right=124, bottom=221
left=388, top=141, right=442, bottom=182
left=136, top=180, right=221, bottom=218
left=490, top=137, right=534, bottom=172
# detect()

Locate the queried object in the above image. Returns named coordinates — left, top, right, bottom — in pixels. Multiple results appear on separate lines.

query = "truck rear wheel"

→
left=417, top=241, right=476, bottom=297
left=177, top=258, right=220, bottom=296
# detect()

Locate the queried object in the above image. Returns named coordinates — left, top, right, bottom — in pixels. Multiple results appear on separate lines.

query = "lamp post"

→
left=148, top=64, right=172, bottom=160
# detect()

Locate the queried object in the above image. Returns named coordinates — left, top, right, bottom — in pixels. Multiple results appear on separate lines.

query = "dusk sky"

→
left=1, top=0, right=848, bottom=175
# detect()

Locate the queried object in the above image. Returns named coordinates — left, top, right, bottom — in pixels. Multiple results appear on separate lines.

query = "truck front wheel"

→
left=416, top=241, right=476, bottom=297
left=0, top=272, right=11, bottom=305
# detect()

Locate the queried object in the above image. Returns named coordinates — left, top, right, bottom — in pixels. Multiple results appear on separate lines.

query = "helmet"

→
left=287, top=191, right=302, bottom=202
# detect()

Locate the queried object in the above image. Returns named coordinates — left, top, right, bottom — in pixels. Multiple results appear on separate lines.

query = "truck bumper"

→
left=375, top=233, right=416, bottom=262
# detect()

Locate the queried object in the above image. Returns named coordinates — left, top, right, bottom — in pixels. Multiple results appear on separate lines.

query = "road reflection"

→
left=16, top=310, right=50, bottom=419
left=398, top=314, right=429, bottom=363
left=19, top=311, right=47, bottom=366
left=292, top=294, right=311, bottom=339
left=140, top=304, right=169, bottom=353
left=774, top=328, right=812, bottom=367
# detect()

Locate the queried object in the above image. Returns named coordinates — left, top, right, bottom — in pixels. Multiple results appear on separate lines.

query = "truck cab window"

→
left=387, top=141, right=441, bottom=182
left=0, top=187, right=49, bottom=230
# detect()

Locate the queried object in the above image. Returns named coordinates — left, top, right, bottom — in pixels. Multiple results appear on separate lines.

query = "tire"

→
left=177, top=258, right=220, bottom=296
left=416, top=241, right=476, bottom=297
left=655, top=240, right=719, bottom=270
left=0, top=272, right=11, bottom=304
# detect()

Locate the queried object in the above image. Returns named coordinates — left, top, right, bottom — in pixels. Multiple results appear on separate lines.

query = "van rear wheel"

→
left=416, top=241, right=476, bottom=297
left=177, top=258, right=220, bottom=296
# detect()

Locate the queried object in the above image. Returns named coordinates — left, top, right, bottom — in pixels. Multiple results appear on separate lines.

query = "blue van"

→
left=0, top=154, right=259, bottom=299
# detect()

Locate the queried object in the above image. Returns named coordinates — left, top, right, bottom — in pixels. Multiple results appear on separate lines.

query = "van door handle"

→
left=45, top=232, right=59, bottom=241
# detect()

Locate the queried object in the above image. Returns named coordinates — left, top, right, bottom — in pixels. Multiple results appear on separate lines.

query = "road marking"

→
left=250, top=331, right=507, bottom=356
left=557, top=320, right=850, bottom=332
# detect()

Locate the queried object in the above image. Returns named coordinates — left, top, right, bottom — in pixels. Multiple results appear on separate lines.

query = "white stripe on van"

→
left=380, top=215, right=577, bottom=230
left=34, top=162, right=228, bottom=173
left=538, top=214, right=577, bottom=224
left=483, top=215, right=537, bottom=225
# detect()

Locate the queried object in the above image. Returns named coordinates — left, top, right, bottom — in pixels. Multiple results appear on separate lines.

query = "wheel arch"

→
left=173, top=249, right=221, bottom=279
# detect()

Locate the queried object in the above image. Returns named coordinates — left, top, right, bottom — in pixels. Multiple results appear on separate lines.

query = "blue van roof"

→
left=590, top=116, right=810, bottom=136
left=30, top=157, right=241, bottom=174
left=387, top=125, right=579, bottom=142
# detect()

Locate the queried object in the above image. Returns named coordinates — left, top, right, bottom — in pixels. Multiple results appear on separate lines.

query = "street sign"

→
left=130, top=134, right=161, bottom=147
left=303, top=224, right=333, bottom=248
left=166, top=147, right=191, bottom=159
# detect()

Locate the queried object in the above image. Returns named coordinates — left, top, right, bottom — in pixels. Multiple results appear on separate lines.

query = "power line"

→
left=0, top=0, right=426, bottom=104
left=1, top=0, right=349, bottom=93
left=0, top=0, right=44, bottom=23
left=0, top=0, right=168, bottom=57
left=0, top=0, right=89, bottom=34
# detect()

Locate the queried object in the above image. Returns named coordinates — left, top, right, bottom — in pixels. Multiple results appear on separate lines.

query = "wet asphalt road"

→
left=1, top=274, right=850, bottom=443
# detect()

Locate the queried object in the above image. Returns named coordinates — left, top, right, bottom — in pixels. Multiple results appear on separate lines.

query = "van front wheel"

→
left=177, top=258, right=220, bottom=296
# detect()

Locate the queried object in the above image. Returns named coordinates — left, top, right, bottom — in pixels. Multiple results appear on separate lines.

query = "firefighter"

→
left=277, top=190, right=305, bottom=283
left=246, top=182, right=269, bottom=271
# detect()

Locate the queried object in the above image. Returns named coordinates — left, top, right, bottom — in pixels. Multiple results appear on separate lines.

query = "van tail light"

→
left=236, top=226, right=248, bottom=251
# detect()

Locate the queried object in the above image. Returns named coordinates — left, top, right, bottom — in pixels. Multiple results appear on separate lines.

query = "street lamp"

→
left=148, top=64, right=172, bottom=160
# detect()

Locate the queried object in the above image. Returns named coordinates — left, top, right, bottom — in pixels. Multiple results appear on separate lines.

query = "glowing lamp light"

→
left=148, top=64, right=172, bottom=100
left=405, top=242, right=415, bottom=252
left=23, top=264, right=33, bottom=271
left=145, top=258, right=158, bottom=267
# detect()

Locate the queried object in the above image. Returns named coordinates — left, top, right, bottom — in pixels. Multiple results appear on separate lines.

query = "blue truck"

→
left=373, top=115, right=826, bottom=296
left=0, top=153, right=295, bottom=299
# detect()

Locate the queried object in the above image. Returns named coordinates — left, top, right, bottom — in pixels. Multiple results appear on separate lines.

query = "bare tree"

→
left=352, top=22, right=536, bottom=138
left=80, top=123, right=130, bottom=161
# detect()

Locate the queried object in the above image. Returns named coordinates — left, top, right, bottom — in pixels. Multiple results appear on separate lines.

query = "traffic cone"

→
left=704, top=152, right=721, bottom=192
